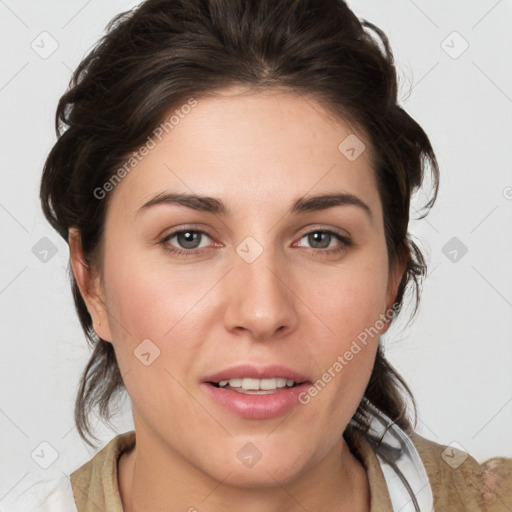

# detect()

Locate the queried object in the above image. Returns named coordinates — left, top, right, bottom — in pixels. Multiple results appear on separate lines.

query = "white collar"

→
left=360, top=400, right=434, bottom=512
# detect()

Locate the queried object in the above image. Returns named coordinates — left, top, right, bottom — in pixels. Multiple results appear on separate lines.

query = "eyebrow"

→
left=137, top=191, right=372, bottom=219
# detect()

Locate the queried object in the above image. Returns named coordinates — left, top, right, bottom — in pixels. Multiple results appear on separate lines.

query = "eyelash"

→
left=160, top=228, right=352, bottom=258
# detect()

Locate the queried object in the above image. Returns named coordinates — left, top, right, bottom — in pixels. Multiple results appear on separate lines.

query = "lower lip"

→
left=201, top=382, right=310, bottom=419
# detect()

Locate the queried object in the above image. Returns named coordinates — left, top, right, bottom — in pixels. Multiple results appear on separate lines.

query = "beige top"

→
left=69, top=429, right=512, bottom=511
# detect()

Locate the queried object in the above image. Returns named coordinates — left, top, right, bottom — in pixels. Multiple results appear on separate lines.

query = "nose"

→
left=223, top=244, right=299, bottom=341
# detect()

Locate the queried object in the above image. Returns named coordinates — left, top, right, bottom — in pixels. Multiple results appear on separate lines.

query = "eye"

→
left=161, top=229, right=213, bottom=256
left=295, top=229, right=351, bottom=255
left=160, top=227, right=351, bottom=258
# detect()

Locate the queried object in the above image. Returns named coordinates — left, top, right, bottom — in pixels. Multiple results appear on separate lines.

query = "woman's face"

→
left=76, top=87, right=402, bottom=486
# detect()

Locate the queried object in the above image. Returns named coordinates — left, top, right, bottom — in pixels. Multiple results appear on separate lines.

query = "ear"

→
left=68, top=227, right=113, bottom=342
left=380, top=253, right=408, bottom=335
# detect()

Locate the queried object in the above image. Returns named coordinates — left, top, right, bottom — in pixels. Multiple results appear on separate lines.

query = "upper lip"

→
left=203, top=364, right=310, bottom=384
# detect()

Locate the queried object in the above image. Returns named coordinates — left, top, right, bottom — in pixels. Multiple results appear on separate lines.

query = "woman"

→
left=10, top=0, right=512, bottom=510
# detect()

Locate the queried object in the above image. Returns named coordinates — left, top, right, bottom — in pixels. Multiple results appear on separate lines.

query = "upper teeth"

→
left=218, top=378, right=296, bottom=390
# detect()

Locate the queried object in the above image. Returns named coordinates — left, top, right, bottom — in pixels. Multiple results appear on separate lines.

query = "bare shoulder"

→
left=408, top=430, right=512, bottom=512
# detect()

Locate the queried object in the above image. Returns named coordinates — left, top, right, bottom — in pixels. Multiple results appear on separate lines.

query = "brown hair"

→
left=40, top=0, right=439, bottom=447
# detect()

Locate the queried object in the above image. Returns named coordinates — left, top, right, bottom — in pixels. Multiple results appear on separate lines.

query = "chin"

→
left=201, top=439, right=315, bottom=488
left=217, top=463, right=304, bottom=489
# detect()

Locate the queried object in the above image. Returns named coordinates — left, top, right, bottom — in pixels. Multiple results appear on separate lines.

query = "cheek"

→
left=100, top=252, right=217, bottom=423
left=306, top=258, right=389, bottom=344
left=100, top=245, right=221, bottom=377
left=104, top=242, right=212, bottom=329
left=297, top=255, right=389, bottom=416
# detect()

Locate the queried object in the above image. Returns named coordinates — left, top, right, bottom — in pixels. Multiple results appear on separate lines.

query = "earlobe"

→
left=68, top=227, right=113, bottom=342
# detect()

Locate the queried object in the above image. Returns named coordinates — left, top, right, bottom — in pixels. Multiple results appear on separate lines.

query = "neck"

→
left=118, top=430, right=370, bottom=512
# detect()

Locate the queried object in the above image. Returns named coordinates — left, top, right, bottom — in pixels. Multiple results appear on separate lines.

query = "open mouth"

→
left=202, top=369, right=311, bottom=418
left=208, top=377, right=306, bottom=394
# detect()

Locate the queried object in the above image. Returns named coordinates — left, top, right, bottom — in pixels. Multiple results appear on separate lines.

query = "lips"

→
left=201, top=364, right=312, bottom=419
left=203, top=364, right=310, bottom=385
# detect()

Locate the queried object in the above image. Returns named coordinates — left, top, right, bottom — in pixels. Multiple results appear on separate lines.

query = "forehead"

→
left=108, top=88, right=379, bottom=218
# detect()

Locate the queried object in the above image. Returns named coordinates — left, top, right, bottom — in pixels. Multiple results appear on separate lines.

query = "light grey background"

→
left=1, top=0, right=511, bottom=504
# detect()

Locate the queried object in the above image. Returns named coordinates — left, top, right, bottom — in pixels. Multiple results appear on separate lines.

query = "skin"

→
left=69, top=86, right=405, bottom=512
